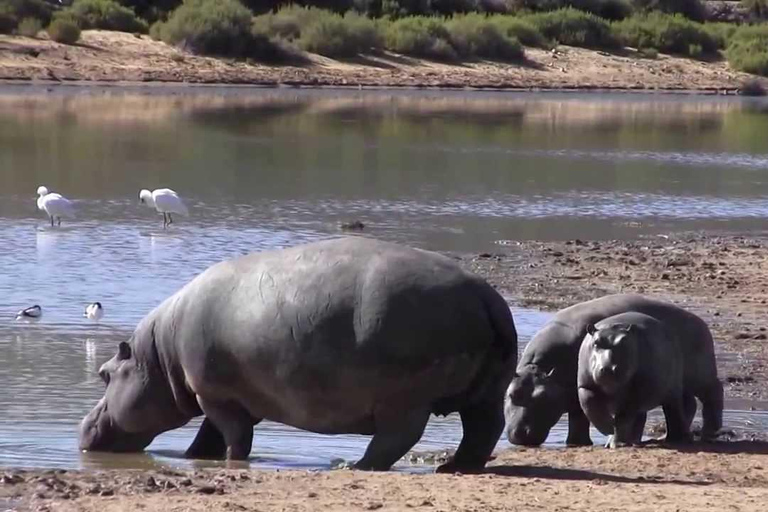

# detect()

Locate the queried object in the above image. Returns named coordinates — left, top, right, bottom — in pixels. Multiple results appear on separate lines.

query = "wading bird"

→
left=37, top=186, right=74, bottom=227
left=139, top=188, right=189, bottom=229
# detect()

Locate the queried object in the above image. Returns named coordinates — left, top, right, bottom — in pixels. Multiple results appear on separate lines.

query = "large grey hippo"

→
left=505, top=294, right=722, bottom=446
left=79, top=237, right=518, bottom=472
left=578, top=312, right=690, bottom=448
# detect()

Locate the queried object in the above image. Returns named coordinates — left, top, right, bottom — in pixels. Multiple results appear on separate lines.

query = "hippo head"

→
left=79, top=326, right=190, bottom=453
left=585, top=322, right=639, bottom=395
left=504, top=365, right=568, bottom=446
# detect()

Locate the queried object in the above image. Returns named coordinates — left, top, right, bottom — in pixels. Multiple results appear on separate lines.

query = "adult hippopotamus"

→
left=79, top=237, right=518, bottom=472
left=578, top=312, right=691, bottom=448
left=505, top=294, right=722, bottom=446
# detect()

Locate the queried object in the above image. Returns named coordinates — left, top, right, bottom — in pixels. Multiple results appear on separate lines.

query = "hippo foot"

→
left=605, top=435, right=635, bottom=449
left=435, top=459, right=485, bottom=475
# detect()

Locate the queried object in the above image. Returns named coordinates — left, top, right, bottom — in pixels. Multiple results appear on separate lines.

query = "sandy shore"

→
left=3, top=443, right=768, bottom=511
left=2, top=30, right=766, bottom=92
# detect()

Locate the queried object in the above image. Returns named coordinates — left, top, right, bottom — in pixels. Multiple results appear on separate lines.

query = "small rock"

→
left=366, top=503, right=384, bottom=510
left=197, top=485, right=217, bottom=495
left=179, top=478, right=193, bottom=487
left=99, top=488, right=114, bottom=497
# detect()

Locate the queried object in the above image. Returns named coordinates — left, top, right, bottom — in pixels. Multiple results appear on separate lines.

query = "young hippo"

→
left=577, top=312, right=691, bottom=448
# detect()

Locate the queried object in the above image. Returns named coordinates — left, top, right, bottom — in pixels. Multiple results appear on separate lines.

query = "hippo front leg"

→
left=566, top=408, right=593, bottom=446
left=185, top=418, right=227, bottom=460
left=577, top=387, right=613, bottom=437
left=196, top=397, right=259, bottom=460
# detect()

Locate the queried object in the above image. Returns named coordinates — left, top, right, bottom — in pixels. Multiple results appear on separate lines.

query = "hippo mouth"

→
left=505, top=400, right=562, bottom=446
left=79, top=398, right=155, bottom=453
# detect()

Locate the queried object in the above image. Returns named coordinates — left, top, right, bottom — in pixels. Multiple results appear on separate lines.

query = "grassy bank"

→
left=1, top=0, right=768, bottom=81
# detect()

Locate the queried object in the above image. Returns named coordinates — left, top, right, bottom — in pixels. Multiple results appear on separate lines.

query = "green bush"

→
left=17, top=16, right=43, bottom=37
left=726, top=24, right=768, bottom=76
left=630, top=0, right=706, bottom=21
left=297, top=11, right=382, bottom=57
left=524, top=8, right=620, bottom=48
left=152, top=0, right=253, bottom=56
left=612, top=12, right=719, bottom=57
left=445, top=13, right=524, bottom=60
left=704, top=22, right=738, bottom=49
left=505, top=0, right=632, bottom=20
left=490, top=15, right=548, bottom=47
left=48, top=18, right=82, bottom=44
left=0, top=0, right=54, bottom=34
left=62, top=0, right=149, bottom=33
left=252, top=5, right=324, bottom=41
left=384, top=16, right=458, bottom=60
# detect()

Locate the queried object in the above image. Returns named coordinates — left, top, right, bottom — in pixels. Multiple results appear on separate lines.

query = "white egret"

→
left=37, top=186, right=74, bottom=227
left=139, top=188, right=189, bottom=229
left=16, top=305, right=42, bottom=320
left=84, top=302, right=104, bottom=321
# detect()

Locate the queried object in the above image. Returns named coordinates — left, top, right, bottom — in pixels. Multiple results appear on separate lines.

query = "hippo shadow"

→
left=644, top=439, right=768, bottom=456
left=483, top=464, right=709, bottom=486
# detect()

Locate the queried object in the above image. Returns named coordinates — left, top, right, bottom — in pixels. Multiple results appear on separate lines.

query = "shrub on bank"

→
left=48, top=18, right=82, bottom=44
left=297, top=11, right=382, bottom=57
left=523, top=8, right=620, bottom=49
left=506, top=0, right=632, bottom=20
left=726, top=24, right=768, bottom=76
left=17, top=16, right=43, bottom=37
left=612, top=12, right=720, bottom=57
left=446, top=13, right=524, bottom=60
left=152, top=0, right=253, bottom=56
left=490, top=16, right=549, bottom=48
left=384, top=16, right=459, bottom=60
left=252, top=7, right=382, bottom=58
left=62, top=0, right=149, bottom=33
left=0, top=0, right=53, bottom=34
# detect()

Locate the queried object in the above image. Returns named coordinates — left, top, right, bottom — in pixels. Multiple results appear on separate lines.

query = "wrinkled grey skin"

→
left=577, top=312, right=690, bottom=448
left=79, top=237, right=518, bottom=472
left=505, top=294, right=722, bottom=446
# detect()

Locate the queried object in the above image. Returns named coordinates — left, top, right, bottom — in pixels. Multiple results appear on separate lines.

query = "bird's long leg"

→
left=168, top=213, right=173, bottom=226
left=162, top=212, right=168, bottom=229
left=49, top=216, right=54, bottom=227
left=57, top=216, right=61, bottom=227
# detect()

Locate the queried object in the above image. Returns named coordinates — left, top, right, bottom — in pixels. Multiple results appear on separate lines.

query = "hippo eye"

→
left=99, top=369, right=110, bottom=386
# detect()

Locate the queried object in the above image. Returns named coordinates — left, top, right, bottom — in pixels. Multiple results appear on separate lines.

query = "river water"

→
left=1, top=86, right=768, bottom=470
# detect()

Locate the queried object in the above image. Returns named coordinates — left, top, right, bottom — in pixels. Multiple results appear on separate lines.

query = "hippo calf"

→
left=577, top=312, right=691, bottom=448
left=505, top=294, right=722, bottom=446
left=79, top=237, right=518, bottom=472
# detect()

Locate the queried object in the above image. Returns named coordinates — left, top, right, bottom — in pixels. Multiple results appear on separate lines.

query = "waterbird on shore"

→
left=37, top=186, right=74, bottom=227
left=139, top=188, right=189, bottom=229
left=16, top=305, right=42, bottom=320
left=84, top=302, right=104, bottom=321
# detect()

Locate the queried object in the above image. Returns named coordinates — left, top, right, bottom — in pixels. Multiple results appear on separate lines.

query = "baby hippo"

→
left=577, top=312, right=691, bottom=448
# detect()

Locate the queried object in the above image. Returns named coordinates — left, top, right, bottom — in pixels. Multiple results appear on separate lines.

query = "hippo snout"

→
left=79, top=399, right=154, bottom=453
left=506, top=421, right=548, bottom=447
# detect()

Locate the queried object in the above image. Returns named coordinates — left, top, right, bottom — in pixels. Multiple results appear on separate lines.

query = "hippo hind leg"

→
left=698, top=380, right=724, bottom=439
left=197, top=396, right=259, bottom=460
left=436, top=398, right=504, bottom=474
left=186, top=417, right=228, bottom=460
left=354, top=407, right=430, bottom=471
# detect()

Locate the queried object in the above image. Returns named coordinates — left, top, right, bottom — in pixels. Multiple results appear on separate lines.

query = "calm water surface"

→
left=1, top=87, right=768, bottom=470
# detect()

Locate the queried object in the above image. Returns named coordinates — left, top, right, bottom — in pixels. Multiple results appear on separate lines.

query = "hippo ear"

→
left=586, top=324, right=597, bottom=337
left=117, top=341, right=132, bottom=361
